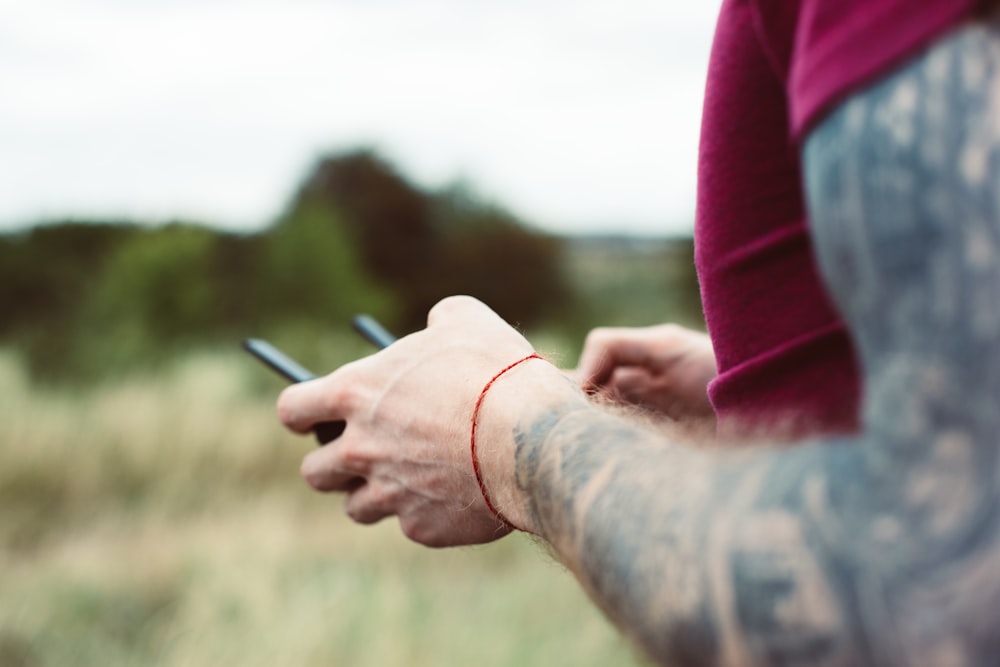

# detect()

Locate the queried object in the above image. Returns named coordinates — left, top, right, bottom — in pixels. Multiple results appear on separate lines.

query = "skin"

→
left=277, top=21, right=1000, bottom=667
left=575, top=324, right=718, bottom=432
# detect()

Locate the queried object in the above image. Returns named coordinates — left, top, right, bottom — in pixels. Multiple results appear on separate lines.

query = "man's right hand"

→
left=575, top=324, right=718, bottom=425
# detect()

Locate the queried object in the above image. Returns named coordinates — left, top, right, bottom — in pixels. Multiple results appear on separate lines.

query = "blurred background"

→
left=0, top=1, right=718, bottom=665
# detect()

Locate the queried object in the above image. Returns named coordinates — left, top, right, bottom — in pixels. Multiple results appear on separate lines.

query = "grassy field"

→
left=0, top=343, right=651, bottom=667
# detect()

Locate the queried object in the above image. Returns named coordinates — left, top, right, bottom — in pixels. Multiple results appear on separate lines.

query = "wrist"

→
left=472, top=355, right=587, bottom=534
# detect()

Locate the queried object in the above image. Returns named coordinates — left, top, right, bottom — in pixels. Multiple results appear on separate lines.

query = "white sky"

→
left=0, top=0, right=721, bottom=236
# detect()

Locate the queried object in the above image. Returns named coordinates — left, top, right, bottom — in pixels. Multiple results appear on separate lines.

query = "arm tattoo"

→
left=515, top=23, right=1000, bottom=666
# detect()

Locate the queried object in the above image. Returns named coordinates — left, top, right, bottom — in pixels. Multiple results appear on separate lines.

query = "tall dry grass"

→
left=0, top=346, right=648, bottom=667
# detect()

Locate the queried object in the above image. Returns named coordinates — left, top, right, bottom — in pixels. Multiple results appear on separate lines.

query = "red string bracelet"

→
left=470, top=352, right=544, bottom=530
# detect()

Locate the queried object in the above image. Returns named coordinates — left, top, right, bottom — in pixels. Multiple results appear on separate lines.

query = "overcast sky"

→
left=0, top=0, right=721, bottom=236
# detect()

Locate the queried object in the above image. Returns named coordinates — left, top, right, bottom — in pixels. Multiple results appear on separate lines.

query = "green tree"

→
left=0, top=222, right=135, bottom=338
left=429, top=183, right=573, bottom=327
left=291, top=149, right=574, bottom=331
left=260, top=193, right=395, bottom=330
left=294, top=150, right=438, bottom=328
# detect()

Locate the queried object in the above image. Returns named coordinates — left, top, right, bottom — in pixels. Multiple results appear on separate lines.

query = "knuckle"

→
left=584, top=326, right=610, bottom=342
left=656, top=322, right=682, bottom=340
left=320, top=374, right=366, bottom=421
left=427, top=295, right=478, bottom=325
left=338, top=441, right=373, bottom=476
left=583, top=326, right=618, bottom=350
left=399, top=516, right=441, bottom=547
left=372, top=480, right=402, bottom=511
left=276, top=388, right=306, bottom=432
left=580, top=328, right=618, bottom=369
left=320, top=381, right=350, bottom=416
left=299, top=450, right=356, bottom=492
left=299, top=457, right=328, bottom=490
left=345, top=502, right=377, bottom=525
left=345, top=487, right=388, bottom=525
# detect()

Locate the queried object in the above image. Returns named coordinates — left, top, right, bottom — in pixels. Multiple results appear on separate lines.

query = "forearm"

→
left=476, top=346, right=874, bottom=664
left=500, top=399, right=856, bottom=665
left=501, top=395, right=1000, bottom=666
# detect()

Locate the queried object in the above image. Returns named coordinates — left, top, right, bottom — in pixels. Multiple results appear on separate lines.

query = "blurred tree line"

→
left=0, top=149, right=701, bottom=383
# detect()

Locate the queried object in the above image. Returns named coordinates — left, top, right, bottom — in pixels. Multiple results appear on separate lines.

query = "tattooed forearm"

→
left=514, top=23, right=1000, bottom=667
left=516, top=411, right=866, bottom=665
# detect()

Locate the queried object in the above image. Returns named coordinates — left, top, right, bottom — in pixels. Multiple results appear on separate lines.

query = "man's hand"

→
left=575, top=324, right=717, bottom=424
left=275, top=296, right=570, bottom=547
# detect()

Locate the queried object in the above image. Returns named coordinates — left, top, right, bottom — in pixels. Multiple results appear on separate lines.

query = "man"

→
left=277, top=0, right=999, bottom=663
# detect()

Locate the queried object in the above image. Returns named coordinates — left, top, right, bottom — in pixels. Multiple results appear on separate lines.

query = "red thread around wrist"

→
left=470, top=352, right=544, bottom=530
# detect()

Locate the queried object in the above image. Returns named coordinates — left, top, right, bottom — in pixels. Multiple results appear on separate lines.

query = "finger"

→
left=344, top=481, right=400, bottom=525
left=577, top=329, right=652, bottom=390
left=300, top=439, right=369, bottom=491
left=276, top=362, right=361, bottom=434
left=610, top=366, right=655, bottom=403
left=576, top=329, right=616, bottom=389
